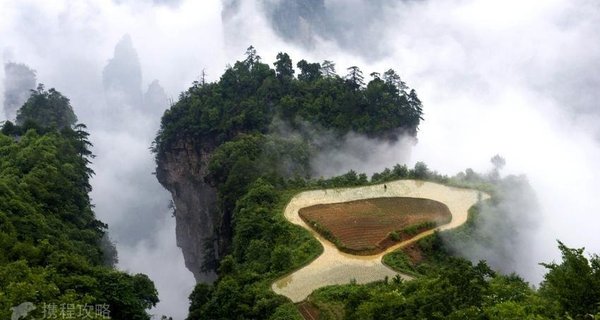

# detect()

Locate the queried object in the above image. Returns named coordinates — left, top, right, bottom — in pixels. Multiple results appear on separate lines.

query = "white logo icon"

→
left=11, top=302, right=36, bottom=320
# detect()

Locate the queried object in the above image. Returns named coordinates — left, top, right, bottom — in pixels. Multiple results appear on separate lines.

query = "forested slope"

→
left=0, top=87, right=158, bottom=320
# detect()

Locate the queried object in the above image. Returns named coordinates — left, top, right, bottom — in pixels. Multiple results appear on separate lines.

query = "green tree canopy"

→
left=16, top=84, right=77, bottom=129
left=1, top=111, right=157, bottom=320
left=274, top=52, right=294, bottom=81
left=540, top=241, right=600, bottom=318
left=297, top=59, right=321, bottom=82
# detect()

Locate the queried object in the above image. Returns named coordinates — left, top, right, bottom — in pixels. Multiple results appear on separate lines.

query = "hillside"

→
left=153, top=47, right=423, bottom=282
left=0, top=87, right=158, bottom=320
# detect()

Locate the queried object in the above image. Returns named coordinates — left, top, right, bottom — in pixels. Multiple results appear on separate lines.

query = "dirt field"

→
left=299, top=197, right=451, bottom=254
left=297, top=301, right=320, bottom=320
left=271, top=179, right=489, bottom=302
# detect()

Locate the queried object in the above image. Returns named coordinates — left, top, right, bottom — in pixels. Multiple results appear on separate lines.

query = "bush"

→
left=389, top=231, right=401, bottom=241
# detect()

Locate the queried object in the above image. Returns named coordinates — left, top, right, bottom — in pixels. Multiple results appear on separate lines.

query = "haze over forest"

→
left=1, top=1, right=600, bottom=319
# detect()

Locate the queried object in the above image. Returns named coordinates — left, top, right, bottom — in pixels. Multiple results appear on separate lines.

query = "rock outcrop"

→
left=103, top=34, right=143, bottom=110
left=155, top=138, right=219, bottom=282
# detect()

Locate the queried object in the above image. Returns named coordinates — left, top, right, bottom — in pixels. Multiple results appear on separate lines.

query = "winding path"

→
left=272, top=179, right=489, bottom=302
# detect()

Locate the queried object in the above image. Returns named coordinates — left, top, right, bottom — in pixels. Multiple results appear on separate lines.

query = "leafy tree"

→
left=0, top=100, right=158, bottom=319
left=16, top=84, right=77, bottom=129
left=187, top=283, right=213, bottom=319
left=271, top=245, right=293, bottom=272
left=321, top=60, right=336, bottom=77
left=346, top=66, right=365, bottom=89
left=244, top=45, right=261, bottom=67
left=490, top=154, right=506, bottom=181
left=392, top=164, right=409, bottom=178
left=540, top=241, right=600, bottom=318
left=491, top=154, right=506, bottom=170
left=0, top=120, right=18, bottom=136
left=274, top=52, right=294, bottom=81
left=383, top=69, right=408, bottom=94
left=297, top=59, right=321, bottom=82
left=411, top=161, right=430, bottom=179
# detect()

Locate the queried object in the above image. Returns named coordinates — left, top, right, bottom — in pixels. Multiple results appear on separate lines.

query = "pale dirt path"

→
left=272, top=179, right=489, bottom=302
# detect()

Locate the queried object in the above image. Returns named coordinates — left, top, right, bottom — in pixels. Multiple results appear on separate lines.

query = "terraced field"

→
left=272, top=179, right=488, bottom=302
left=299, top=197, right=451, bottom=254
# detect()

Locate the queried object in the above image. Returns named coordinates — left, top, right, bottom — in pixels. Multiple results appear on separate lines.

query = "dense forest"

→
left=0, top=87, right=158, bottom=319
left=153, top=46, right=423, bottom=156
left=154, top=48, right=600, bottom=320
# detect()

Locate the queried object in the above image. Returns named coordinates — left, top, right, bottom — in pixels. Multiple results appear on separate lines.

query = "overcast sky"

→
left=2, top=0, right=600, bottom=318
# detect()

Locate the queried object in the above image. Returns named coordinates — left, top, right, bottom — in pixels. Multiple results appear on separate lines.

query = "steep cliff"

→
left=155, top=138, right=220, bottom=282
left=152, top=49, right=424, bottom=283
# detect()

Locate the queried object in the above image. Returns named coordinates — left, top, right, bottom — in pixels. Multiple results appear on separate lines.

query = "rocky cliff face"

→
left=155, top=138, right=219, bottom=283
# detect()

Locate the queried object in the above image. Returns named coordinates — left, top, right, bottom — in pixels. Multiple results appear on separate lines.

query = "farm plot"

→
left=299, top=197, right=451, bottom=254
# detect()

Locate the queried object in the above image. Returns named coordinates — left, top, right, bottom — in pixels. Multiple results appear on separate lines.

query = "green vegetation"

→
left=187, top=182, right=321, bottom=320
left=388, top=231, right=401, bottom=241
left=540, top=241, right=600, bottom=318
left=0, top=88, right=158, bottom=320
left=308, top=258, right=556, bottom=320
left=382, top=249, right=421, bottom=277
left=153, top=46, right=423, bottom=157
left=400, top=221, right=439, bottom=236
left=314, top=236, right=600, bottom=320
left=16, top=84, right=78, bottom=129
left=306, top=220, right=339, bottom=246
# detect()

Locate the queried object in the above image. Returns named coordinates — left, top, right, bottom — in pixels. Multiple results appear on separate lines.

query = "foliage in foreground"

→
left=312, top=238, right=600, bottom=320
left=309, top=257, right=554, bottom=320
left=0, top=89, right=158, bottom=320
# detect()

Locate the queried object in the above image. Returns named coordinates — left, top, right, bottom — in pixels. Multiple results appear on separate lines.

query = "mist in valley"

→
left=2, top=0, right=600, bottom=317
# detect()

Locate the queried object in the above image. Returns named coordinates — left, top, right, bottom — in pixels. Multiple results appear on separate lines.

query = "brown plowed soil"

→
left=402, top=242, right=425, bottom=265
left=297, top=301, right=320, bottom=320
left=299, top=197, right=451, bottom=255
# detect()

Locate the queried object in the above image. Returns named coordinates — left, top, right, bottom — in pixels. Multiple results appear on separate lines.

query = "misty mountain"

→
left=103, top=34, right=144, bottom=110
left=3, top=62, right=36, bottom=121
left=144, top=79, right=169, bottom=114
left=101, top=35, right=168, bottom=118
left=92, top=35, right=172, bottom=247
